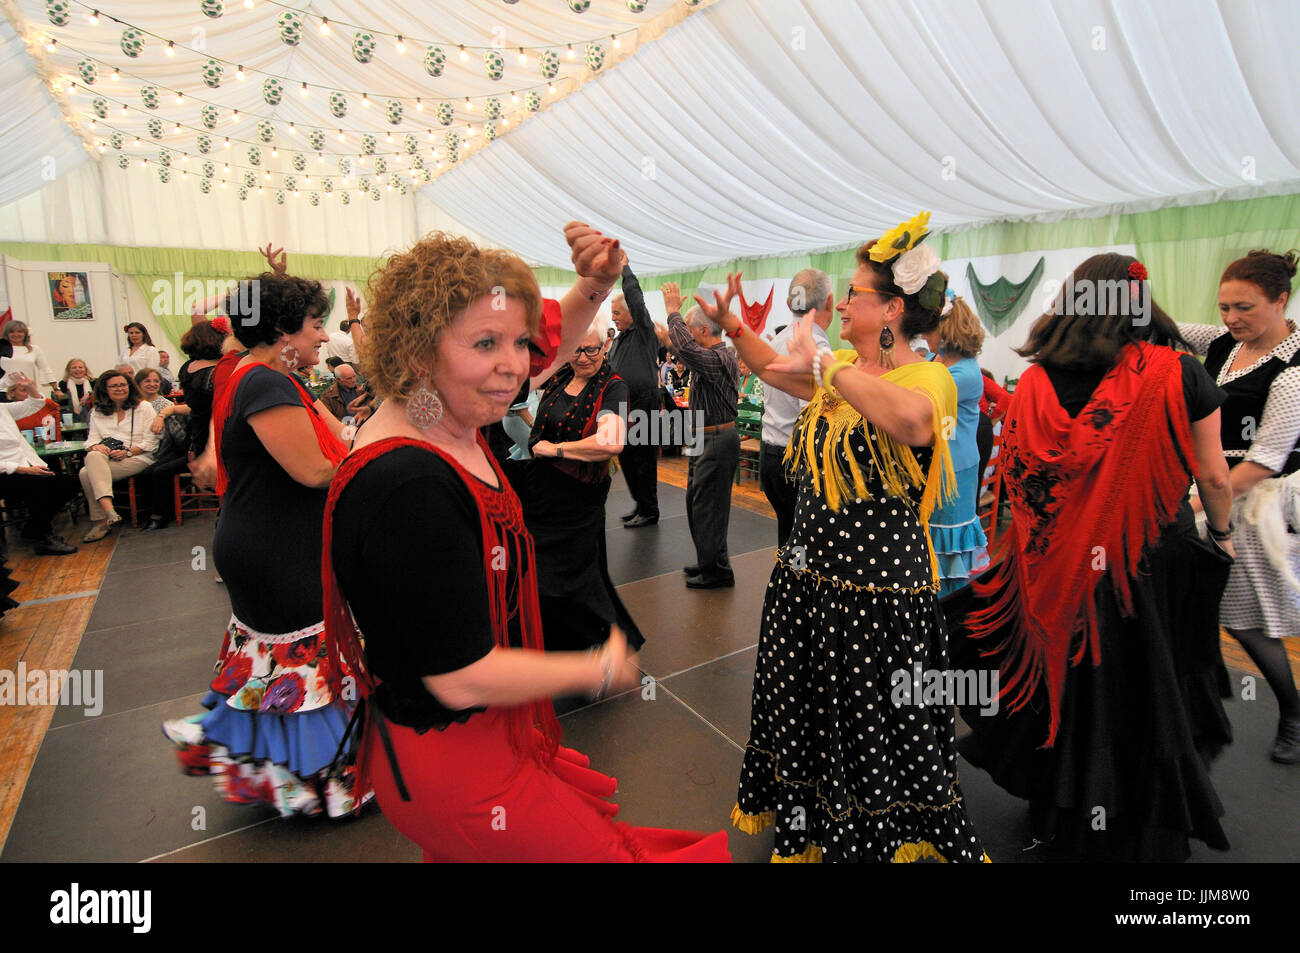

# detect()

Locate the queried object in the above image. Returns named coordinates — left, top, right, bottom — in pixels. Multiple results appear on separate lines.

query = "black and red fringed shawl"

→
left=320, top=435, right=561, bottom=798
left=529, top=358, right=618, bottom=484
left=966, top=342, right=1197, bottom=746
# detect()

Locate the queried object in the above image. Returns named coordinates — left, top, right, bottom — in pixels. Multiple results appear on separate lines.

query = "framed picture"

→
left=49, top=271, right=93, bottom=320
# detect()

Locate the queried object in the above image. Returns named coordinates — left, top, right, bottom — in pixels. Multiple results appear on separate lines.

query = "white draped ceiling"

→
left=1, top=0, right=1297, bottom=269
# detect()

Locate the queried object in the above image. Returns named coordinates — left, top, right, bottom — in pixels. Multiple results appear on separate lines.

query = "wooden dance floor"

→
left=1, top=470, right=1297, bottom=863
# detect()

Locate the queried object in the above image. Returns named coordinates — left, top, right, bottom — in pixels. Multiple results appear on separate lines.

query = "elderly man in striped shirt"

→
left=662, top=282, right=741, bottom=589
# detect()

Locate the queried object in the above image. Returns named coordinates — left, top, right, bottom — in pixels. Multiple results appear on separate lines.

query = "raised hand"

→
left=258, top=243, right=287, bottom=276
left=345, top=287, right=362, bottom=322
left=693, top=272, right=743, bottom=334
left=661, top=282, right=683, bottom=315
left=564, top=221, right=622, bottom=284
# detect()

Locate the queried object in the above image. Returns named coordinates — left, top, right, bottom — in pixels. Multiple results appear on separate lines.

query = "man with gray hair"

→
left=762, top=268, right=834, bottom=545
left=663, top=282, right=740, bottom=589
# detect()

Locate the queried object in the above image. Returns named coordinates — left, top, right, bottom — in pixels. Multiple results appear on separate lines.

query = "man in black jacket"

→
left=609, top=264, right=661, bottom=527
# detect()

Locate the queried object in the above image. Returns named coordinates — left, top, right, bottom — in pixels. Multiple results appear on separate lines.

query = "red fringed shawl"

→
left=211, top=360, right=348, bottom=497
left=967, top=343, right=1197, bottom=747
left=321, top=435, right=561, bottom=798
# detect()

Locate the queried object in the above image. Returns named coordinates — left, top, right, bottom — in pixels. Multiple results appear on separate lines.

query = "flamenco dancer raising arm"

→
left=690, top=270, right=941, bottom=448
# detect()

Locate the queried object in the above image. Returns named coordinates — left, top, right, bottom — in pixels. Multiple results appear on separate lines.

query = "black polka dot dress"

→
left=733, top=414, right=987, bottom=863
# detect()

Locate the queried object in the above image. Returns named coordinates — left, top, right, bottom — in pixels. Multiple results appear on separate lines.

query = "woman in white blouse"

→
left=119, top=323, right=161, bottom=374
left=80, top=370, right=158, bottom=542
left=1, top=320, right=61, bottom=399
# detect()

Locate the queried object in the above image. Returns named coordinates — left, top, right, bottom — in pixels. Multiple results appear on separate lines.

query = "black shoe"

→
left=620, top=509, right=639, bottom=521
left=683, top=565, right=700, bottom=576
left=686, top=574, right=735, bottom=589
left=623, top=515, right=658, bottom=528
left=34, top=535, right=77, bottom=556
left=1272, top=716, right=1300, bottom=764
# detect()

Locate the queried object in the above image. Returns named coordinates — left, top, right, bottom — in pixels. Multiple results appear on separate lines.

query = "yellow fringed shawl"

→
left=785, top=352, right=958, bottom=584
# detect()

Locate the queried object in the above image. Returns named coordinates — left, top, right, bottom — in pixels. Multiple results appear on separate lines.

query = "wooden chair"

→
left=174, top=472, right=219, bottom=525
left=111, top=477, right=145, bottom=528
left=737, top=436, right=762, bottom=484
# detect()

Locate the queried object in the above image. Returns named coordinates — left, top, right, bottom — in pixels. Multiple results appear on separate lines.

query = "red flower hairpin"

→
left=1128, top=261, right=1148, bottom=281
left=210, top=316, right=231, bottom=335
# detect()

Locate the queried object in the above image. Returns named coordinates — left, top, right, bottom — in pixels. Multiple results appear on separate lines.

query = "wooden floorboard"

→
left=0, top=511, right=113, bottom=855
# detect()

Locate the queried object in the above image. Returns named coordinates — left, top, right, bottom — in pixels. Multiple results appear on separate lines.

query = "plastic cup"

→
left=62, top=413, right=73, bottom=426
left=22, top=430, right=33, bottom=445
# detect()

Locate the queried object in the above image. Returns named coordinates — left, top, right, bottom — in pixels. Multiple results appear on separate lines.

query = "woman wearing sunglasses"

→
left=515, top=315, right=646, bottom=658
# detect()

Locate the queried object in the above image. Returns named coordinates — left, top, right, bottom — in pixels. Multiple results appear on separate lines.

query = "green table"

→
left=62, top=422, right=88, bottom=434
left=35, top=441, right=88, bottom=467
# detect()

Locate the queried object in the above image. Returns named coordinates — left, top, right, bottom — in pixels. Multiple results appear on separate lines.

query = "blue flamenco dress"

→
left=928, top=356, right=987, bottom=597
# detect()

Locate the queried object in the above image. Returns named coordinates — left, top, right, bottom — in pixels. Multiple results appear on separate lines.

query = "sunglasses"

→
left=846, top=284, right=893, bottom=305
left=573, top=344, right=604, bottom=358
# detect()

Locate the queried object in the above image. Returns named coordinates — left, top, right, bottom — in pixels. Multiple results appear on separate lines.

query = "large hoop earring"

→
left=279, top=343, right=300, bottom=371
left=406, top=378, right=444, bottom=429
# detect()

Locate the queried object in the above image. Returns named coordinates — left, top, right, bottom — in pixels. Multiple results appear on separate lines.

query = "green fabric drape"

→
left=5, top=193, right=1298, bottom=353
left=966, top=258, right=1046, bottom=336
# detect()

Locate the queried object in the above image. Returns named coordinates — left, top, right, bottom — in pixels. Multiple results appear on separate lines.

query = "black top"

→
left=179, top=361, right=217, bottom=454
left=1043, top=354, right=1225, bottom=422
left=1203, top=330, right=1300, bottom=474
left=211, top=366, right=329, bottom=632
left=332, top=446, right=502, bottom=729
left=608, top=265, right=660, bottom=398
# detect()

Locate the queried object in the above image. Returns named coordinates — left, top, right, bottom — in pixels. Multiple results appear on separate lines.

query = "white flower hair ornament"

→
left=892, top=243, right=941, bottom=295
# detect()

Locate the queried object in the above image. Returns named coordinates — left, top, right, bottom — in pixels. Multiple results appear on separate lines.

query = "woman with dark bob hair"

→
left=162, top=271, right=362, bottom=818
left=79, top=370, right=157, bottom=542
left=946, top=252, right=1237, bottom=861
left=1178, top=249, right=1300, bottom=763
left=321, top=224, right=730, bottom=861
left=717, top=212, right=987, bottom=862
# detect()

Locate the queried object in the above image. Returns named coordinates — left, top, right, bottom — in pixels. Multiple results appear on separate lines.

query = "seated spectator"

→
left=60, top=359, right=96, bottom=424
left=9, top=378, right=64, bottom=440
left=319, top=363, right=365, bottom=421
left=79, top=372, right=158, bottom=542
left=157, top=351, right=177, bottom=393
left=136, top=368, right=192, bottom=530
left=0, top=377, right=79, bottom=555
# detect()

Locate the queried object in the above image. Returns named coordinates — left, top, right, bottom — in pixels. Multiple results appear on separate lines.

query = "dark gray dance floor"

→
left=3, top=476, right=1296, bottom=863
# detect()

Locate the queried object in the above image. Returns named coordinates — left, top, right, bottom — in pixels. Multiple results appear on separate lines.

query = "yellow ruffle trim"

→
left=730, top=803, right=774, bottom=835
left=772, top=844, right=824, bottom=863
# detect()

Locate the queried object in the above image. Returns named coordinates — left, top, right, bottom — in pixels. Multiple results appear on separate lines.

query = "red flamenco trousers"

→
left=369, top=708, right=730, bottom=863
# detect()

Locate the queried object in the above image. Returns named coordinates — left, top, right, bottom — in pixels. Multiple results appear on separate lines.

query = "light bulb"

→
left=459, top=45, right=468, bottom=61
left=166, top=41, right=175, bottom=56
left=45, top=38, right=57, bottom=53
left=518, top=48, right=527, bottom=65
left=97, top=142, right=105, bottom=151
left=385, top=132, right=393, bottom=143
left=300, top=82, right=308, bottom=97
left=271, top=147, right=278, bottom=157
left=317, top=152, right=323, bottom=162
left=133, top=137, right=140, bottom=147
left=395, top=36, right=405, bottom=54
left=173, top=122, right=182, bottom=133
left=511, top=91, right=518, bottom=103
left=221, top=180, right=227, bottom=188
left=337, top=129, right=345, bottom=141
left=120, top=104, right=128, bottom=115
left=548, top=82, right=556, bottom=94
left=416, top=98, right=423, bottom=111
left=362, top=94, right=369, bottom=107
left=111, top=69, right=119, bottom=80
left=287, top=124, right=296, bottom=135
left=465, top=97, right=473, bottom=110
left=236, top=66, right=245, bottom=80
left=89, top=10, right=100, bottom=25
left=224, top=138, right=230, bottom=148
left=175, top=91, right=184, bottom=104
left=613, top=35, right=621, bottom=49
left=566, top=44, right=574, bottom=60
left=319, top=18, right=330, bottom=35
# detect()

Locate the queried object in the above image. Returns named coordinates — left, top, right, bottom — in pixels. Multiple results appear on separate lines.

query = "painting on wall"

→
left=49, top=271, right=93, bottom=320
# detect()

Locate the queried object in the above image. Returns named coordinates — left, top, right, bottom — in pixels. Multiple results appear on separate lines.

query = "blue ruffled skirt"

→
left=930, top=464, right=988, bottom=598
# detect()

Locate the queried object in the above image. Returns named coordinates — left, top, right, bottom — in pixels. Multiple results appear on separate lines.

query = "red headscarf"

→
left=965, top=342, right=1196, bottom=746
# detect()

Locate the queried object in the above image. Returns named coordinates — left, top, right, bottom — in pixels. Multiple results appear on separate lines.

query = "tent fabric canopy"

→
left=0, top=0, right=1297, bottom=270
